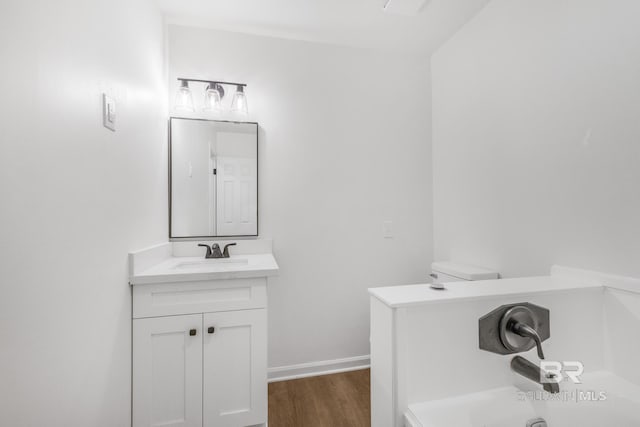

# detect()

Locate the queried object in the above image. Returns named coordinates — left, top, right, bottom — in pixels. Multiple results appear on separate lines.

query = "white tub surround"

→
left=371, top=275, right=601, bottom=308
left=405, top=372, right=640, bottom=427
left=129, top=240, right=278, bottom=427
left=369, top=266, right=640, bottom=427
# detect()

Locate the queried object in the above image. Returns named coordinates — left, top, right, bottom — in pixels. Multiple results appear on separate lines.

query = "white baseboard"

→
left=268, top=355, right=370, bottom=383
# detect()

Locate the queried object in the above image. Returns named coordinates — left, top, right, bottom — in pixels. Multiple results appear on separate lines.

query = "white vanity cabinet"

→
left=133, top=314, right=203, bottom=427
left=203, top=309, right=267, bottom=427
left=132, top=277, right=269, bottom=427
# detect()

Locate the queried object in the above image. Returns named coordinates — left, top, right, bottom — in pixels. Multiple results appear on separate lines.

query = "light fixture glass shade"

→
left=202, top=84, right=222, bottom=113
left=174, top=81, right=194, bottom=112
left=231, top=85, right=248, bottom=114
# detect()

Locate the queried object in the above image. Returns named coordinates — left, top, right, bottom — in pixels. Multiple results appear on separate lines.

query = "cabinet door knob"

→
left=189, top=329, right=197, bottom=336
left=208, top=327, right=215, bottom=334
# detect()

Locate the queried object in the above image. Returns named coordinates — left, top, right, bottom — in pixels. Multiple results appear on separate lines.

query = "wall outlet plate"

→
left=102, top=94, right=116, bottom=131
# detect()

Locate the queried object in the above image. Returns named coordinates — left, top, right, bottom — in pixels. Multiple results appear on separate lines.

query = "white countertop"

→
left=130, top=253, right=279, bottom=285
left=368, top=275, right=602, bottom=308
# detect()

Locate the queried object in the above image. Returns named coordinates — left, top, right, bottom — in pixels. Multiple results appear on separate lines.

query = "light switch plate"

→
left=102, top=93, right=116, bottom=131
left=383, top=221, right=394, bottom=238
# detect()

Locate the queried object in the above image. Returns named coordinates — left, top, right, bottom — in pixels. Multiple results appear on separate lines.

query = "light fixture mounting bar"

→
left=177, top=78, right=247, bottom=88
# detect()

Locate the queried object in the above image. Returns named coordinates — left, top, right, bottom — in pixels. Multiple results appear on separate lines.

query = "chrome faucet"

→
left=511, top=356, right=560, bottom=394
left=198, top=243, right=237, bottom=259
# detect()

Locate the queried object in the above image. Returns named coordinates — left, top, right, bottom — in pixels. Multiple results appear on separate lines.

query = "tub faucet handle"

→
left=510, top=321, right=545, bottom=359
left=479, top=303, right=550, bottom=359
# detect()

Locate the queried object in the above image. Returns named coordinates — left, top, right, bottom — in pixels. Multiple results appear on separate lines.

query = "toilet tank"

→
left=430, top=262, right=499, bottom=287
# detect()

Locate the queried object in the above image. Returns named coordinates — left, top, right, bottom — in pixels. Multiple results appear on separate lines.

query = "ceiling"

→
left=154, top=0, right=490, bottom=54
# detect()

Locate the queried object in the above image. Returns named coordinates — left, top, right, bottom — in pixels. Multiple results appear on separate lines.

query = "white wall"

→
left=168, top=26, right=433, bottom=370
left=432, top=0, right=640, bottom=279
left=0, top=1, right=166, bottom=425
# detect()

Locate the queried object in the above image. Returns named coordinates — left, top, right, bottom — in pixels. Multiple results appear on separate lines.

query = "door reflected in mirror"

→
left=170, top=118, right=258, bottom=238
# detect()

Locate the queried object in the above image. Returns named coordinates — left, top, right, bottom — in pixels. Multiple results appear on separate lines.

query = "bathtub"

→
left=370, top=266, right=640, bottom=427
left=404, top=371, right=640, bottom=427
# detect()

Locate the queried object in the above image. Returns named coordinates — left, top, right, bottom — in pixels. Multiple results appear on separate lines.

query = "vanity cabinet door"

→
left=133, top=314, right=203, bottom=427
left=203, top=309, right=267, bottom=427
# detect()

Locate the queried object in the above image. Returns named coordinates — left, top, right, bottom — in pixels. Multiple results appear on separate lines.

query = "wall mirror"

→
left=169, top=118, right=258, bottom=238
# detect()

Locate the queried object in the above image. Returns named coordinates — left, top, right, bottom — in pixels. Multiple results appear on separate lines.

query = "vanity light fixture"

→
left=203, top=83, right=223, bottom=113
left=174, top=80, right=195, bottom=112
left=230, top=85, right=248, bottom=115
left=175, top=78, right=249, bottom=114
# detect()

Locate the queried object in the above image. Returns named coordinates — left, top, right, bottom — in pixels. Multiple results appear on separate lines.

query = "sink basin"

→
left=173, top=258, right=249, bottom=270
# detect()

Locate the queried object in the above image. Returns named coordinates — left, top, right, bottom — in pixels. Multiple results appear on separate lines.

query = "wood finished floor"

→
left=268, top=369, right=371, bottom=427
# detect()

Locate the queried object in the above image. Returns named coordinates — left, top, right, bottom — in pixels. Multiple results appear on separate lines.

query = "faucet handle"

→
left=497, top=305, right=550, bottom=360
left=198, top=244, right=212, bottom=258
left=223, top=243, right=237, bottom=258
left=479, top=303, right=550, bottom=358
left=511, top=322, right=545, bottom=360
